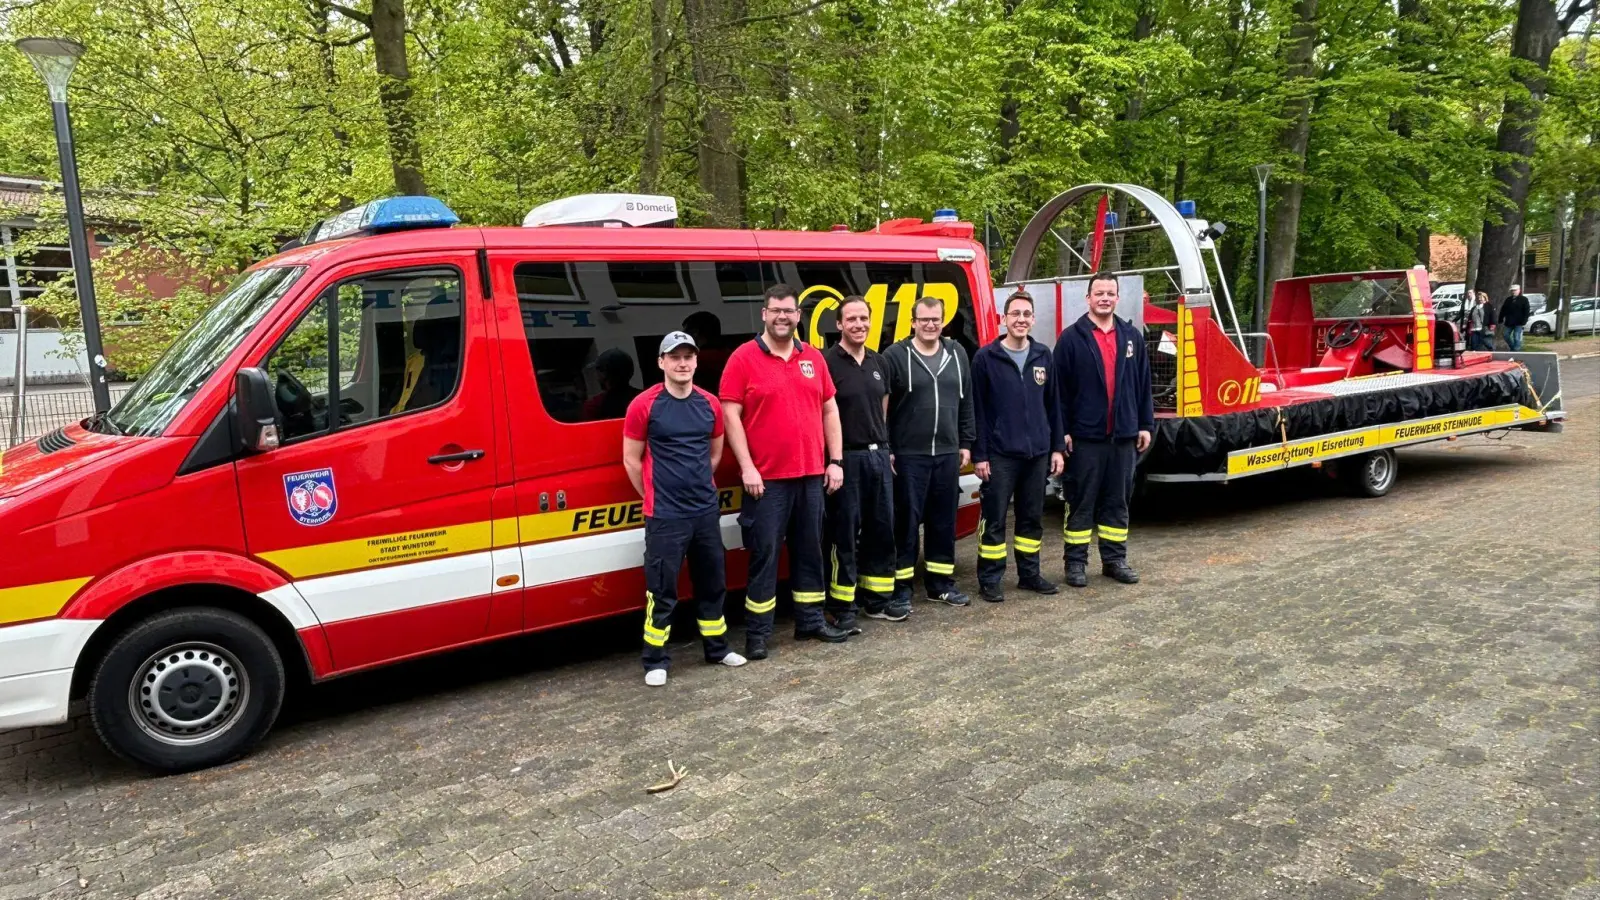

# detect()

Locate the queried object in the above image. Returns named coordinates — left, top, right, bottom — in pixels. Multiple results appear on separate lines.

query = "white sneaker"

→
left=720, top=652, right=748, bottom=668
left=645, top=669, right=668, bottom=687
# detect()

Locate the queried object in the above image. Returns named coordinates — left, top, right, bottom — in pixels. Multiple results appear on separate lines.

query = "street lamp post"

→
left=1252, top=164, right=1272, bottom=365
left=15, top=37, right=112, bottom=414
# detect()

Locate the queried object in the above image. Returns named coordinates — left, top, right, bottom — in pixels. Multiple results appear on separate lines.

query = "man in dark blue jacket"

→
left=971, top=290, right=1065, bottom=602
left=1052, top=273, right=1155, bottom=587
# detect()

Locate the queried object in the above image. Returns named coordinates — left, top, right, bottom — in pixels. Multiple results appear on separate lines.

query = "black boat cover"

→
left=1147, top=366, right=1539, bottom=475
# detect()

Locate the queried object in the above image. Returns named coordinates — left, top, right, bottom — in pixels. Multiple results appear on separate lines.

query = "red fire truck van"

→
left=0, top=195, right=995, bottom=771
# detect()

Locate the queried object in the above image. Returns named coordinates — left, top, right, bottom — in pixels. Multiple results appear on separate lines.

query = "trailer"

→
left=1001, top=184, right=1566, bottom=496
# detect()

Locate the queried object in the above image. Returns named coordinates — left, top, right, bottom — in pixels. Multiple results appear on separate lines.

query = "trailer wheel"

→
left=88, top=608, right=285, bottom=773
left=1345, top=448, right=1398, bottom=498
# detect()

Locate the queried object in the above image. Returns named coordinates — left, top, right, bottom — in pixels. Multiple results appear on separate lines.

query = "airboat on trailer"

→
left=1001, top=184, right=1566, bottom=496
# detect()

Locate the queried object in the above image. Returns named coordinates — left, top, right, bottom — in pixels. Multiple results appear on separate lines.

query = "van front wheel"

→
left=88, top=608, right=285, bottom=773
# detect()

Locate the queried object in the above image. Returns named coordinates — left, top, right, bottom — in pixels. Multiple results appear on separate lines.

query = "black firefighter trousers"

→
left=642, top=511, right=731, bottom=670
left=894, top=452, right=961, bottom=598
left=825, top=447, right=897, bottom=625
left=740, top=476, right=827, bottom=644
left=977, top=453, right=1048, bottom=589
left=1063, top=437, right=1136, bottom=567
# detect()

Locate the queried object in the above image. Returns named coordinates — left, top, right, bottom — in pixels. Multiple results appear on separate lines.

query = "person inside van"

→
left=583, top=348, right=642, bottom=420
left=683, top=310, right=731, bottom=391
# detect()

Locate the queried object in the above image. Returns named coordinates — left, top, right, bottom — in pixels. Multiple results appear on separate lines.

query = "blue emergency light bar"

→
left=306, top=196, right=460, bottom=244
left=1177, top=199, right=1197, bottom=218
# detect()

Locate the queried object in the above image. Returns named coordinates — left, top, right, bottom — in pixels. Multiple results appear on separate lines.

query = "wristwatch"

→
left=827, top=458, right=844, bottom=468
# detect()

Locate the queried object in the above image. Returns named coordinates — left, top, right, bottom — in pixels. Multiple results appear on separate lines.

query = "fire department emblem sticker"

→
left=283, top=468, right=338, bottom=526
left=799, top=360, right=815, bottom=378
left=1033, top=365, right=1047, bottom=385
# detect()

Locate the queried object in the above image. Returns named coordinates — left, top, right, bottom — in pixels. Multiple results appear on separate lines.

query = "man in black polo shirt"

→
left=823, top=295, right=903, bottom=630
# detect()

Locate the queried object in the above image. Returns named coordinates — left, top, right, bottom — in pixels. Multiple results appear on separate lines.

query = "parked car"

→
left=1528, top=297, right=1598, bottom=336
left=1431, top=282, right=1466, bottom=306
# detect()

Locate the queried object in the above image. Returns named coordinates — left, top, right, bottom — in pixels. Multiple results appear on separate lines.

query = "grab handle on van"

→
left=235, top=368, right=280, bottom=453
left=427, top=449, right=486, bottom=465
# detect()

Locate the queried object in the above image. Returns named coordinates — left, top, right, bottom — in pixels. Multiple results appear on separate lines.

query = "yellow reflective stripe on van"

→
left=257, top=489, right=744, bottom=579
left=0, top=577, right=93, bottom=626
left=259, top=521, right=494, bottom=580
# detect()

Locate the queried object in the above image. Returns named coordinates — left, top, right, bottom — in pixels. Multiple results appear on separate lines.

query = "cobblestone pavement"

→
left=3, top=361, right=1597, bottom=899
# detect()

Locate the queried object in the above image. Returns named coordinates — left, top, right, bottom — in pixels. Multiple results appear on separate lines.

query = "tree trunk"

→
left=371, top=0, right=426, bottom=195
left=638, top=0, right=670, bottom=192
left=310, top=1, right=354, bottom=206
left=1465, top=229, right=1482, bottom=296
left=996, top=0, right=1024, bottom=168
left=1570, top=197, right=1600, bottom=304
left=682, top=0, right=746, bottom=227
left=1264, top=0, right=1319, bottom=291
left=1476, top=0, right=1571, bottom=303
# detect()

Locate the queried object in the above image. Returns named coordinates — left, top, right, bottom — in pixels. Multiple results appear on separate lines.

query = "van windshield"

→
left=106, top=266, right=306, bottom=437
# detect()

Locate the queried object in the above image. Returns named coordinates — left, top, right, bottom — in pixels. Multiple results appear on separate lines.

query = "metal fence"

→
left=3, top=384, right=134, bottom=448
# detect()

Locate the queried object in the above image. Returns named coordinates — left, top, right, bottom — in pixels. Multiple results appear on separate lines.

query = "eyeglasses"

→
left=913, top=316, right=943, bottom=325
left=1005, top=310, right=1034, bottom=319
left=765, top=307, right=798, bottom=316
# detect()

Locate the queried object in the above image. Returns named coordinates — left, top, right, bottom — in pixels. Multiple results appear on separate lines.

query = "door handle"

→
left=428, top=449, right=485, bottom=465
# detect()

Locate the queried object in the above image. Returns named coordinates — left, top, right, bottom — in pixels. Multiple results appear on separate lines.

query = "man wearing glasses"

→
left=970, top=290, right=1065, bottom=602
left=721, top=284, right=852, bottom=660
left=884, top=295, right=976, bottom=609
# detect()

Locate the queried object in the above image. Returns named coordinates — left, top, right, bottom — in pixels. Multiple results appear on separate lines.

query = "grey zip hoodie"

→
left=884, top=337, right=976, bottom=457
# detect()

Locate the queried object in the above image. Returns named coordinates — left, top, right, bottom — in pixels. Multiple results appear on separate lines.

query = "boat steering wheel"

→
left=1325, top=320, right=1367, bottom=350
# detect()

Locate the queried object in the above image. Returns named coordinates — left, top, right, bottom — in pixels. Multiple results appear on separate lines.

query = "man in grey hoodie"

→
left=885, top=295, right=977, bottom=609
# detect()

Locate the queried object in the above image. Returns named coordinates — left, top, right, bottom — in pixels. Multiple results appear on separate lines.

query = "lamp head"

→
left=15, top=37, right=85, bottom=102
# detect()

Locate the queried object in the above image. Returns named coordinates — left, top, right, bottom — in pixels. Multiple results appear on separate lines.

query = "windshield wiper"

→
left=84, top=410, right=123, bottom=436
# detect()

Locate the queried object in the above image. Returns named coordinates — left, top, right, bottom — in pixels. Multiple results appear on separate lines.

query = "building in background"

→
left=1, top=174, right=203, bottom=386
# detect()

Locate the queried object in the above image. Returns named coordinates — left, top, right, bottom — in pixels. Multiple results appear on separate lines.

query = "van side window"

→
left=515, top=260, right=760, bottom=423
left=263, top=267, right=464, bottom=442
left=783, top=260, right=978, bottom=358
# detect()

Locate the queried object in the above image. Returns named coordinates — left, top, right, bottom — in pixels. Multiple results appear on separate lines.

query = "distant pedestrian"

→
left=1499, top=284, right=1530, bottom=351
left=1469, top=291, right=1494, bottom=351
left=971, top=290, right=1064, bottom=603
left=623, top=332, right=747, bottom=686
left=1053, top=274, right=1154, bottom=588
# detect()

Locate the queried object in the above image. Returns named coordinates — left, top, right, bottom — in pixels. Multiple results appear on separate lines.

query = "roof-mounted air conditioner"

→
left=522, top=193, right=678, bottom=228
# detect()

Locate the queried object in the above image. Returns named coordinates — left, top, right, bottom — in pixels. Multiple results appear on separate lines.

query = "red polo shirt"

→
left=719, top=336, right=836, bottom=479
left=1093, top=325, right=1118, bottom=435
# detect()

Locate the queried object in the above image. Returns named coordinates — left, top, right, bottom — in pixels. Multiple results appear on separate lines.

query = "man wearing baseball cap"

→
left=623, top=332, right=747, bottom=686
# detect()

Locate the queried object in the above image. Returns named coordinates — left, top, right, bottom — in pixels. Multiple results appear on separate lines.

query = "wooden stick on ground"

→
left=646, top=760, right=686, bottom=794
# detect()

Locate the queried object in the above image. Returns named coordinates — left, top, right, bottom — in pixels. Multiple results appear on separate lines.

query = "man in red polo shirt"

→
left=721, top=284, right=851, bottom=660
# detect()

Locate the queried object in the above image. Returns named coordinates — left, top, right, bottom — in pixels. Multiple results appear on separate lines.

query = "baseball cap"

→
left=659, top=331, right=697, bottom=355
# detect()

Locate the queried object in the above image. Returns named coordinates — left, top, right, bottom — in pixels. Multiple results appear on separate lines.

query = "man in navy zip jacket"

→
left=1052, top=274, right=1155, bottom=587
left=971, top=290, right=1065, bottom=602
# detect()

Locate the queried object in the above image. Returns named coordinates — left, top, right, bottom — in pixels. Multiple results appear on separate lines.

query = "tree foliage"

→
left=0, top=0, right=1594, bottom=373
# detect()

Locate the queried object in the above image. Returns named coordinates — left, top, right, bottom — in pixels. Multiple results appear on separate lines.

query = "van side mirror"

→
left=235, top=368, right=280, bottom=452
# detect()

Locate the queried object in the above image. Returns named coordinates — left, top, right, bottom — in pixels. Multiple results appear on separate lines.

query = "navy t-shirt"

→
left=623, top=384, right=724, bottom=519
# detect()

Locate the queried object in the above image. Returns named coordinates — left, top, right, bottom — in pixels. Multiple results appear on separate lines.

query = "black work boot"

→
left=745, top=639, right=769, bottom=661
left=1018, top=575, right=1059, bottom=595
left=795, top=622, right=851, bottom=643
left=979, top=584, right=1006, bottom=603
left=1065, top=564, right=1089, bottom=588
left=1102, top=562, right=1140, bottom=584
